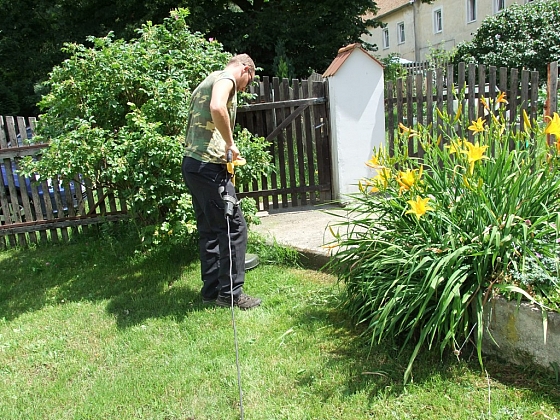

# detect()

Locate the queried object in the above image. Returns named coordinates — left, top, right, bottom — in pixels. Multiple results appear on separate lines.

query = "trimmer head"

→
left=244, top=253, right=260, bottom=271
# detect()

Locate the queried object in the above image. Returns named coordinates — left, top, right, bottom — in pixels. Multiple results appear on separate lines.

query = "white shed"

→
left=323, top=43, right=385, bottom=201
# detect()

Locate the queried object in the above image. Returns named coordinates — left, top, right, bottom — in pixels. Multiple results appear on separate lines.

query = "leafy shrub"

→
left=21, top=9, right=272, bottom=247
left=23, top=9, right=229, bottom=227
left=378, top=54, right=408, bottom=86
left=327, top=90, right=560, bottom=382
left=453, top=0, right=560, bottom=77
left=233, top=125, right=275, bottom=189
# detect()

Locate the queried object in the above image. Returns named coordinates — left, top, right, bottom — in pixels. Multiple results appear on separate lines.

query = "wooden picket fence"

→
left=237, top=75, right=332, bottom=210
left=0, top=116, right=127, bottom=249
left=0, top=75, right=331, bottom=248
left=385, top=61, right=559, bottom=157
left=3, top=61, right=558, bottom=248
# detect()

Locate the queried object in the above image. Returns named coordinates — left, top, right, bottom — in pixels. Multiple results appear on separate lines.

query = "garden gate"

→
left=237, top=76, right=332, bottom=211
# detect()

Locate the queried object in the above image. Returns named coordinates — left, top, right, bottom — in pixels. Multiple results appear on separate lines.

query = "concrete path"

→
left=249, top=204, right=349, bottom=268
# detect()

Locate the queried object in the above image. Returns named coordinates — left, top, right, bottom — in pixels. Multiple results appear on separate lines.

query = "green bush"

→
left=327, top=91, right=560, bottom=382
left=21, top=9, right=272, bottom=247
left=23, top=9, right=229, bottom=227
left=233, top=125, right=274, bottom=227
left=453, top=0, right=560, bottom=77
left=233, top=125, right=275, bottom=189
left=378, top=54, right=408, bottom=86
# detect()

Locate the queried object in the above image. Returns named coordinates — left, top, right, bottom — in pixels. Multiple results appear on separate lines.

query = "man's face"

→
left=238, top=65, right=254, bottom=91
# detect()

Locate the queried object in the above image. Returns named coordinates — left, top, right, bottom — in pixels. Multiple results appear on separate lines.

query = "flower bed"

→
left=327, top=92, right=560, bottom=382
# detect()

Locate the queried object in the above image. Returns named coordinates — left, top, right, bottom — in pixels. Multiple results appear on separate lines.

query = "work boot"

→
left=216, top=293, right=262, bottom=310
left=202, top=296, right=217, bottom=304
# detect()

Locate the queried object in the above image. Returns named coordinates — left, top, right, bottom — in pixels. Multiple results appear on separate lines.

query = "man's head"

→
left=227, top=54, right=255, bottom=92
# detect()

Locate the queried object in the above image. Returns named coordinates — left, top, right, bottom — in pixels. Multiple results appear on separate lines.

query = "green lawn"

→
left=0, top=231, right=558, bottom=419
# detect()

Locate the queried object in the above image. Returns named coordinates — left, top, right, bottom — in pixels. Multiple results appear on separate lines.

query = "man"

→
left=182, top=54, right=261, bottom=310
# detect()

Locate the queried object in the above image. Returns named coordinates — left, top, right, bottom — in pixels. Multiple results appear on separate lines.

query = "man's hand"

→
left=226, top=144, right=241, bottom=162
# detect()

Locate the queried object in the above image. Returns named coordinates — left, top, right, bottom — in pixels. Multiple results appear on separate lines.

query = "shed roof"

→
left=322, top=43, right=383, bottom=78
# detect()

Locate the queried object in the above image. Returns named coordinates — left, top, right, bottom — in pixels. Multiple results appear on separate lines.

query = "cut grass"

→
left=0, top=232, right=559, bottom=419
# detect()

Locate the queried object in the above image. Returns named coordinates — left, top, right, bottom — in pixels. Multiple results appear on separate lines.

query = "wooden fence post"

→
left=546, top=62, right=559, bottom=147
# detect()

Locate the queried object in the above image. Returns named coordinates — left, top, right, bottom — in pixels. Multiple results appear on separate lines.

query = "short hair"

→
left=228, top=54, right=255, bottom=72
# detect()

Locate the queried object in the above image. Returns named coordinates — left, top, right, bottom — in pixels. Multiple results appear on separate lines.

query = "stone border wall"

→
left=483, top=296, right=560, bottom=371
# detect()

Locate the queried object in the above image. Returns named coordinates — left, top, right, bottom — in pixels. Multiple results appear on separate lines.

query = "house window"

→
left=494, top=0, right=506, bottom=13
left=397, top=22, right=405, bottom=44
left=467, top=0, right=477, bottom=22
left=433, top=8, right=443, bottom=33
left=382, top=28, right=390, bottom=49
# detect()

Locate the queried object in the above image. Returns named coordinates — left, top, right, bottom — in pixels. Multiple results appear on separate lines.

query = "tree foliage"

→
left=1, top=0, right=443, bottom=116
left=1, top=0, right=385, bottom=115
left=180, top=0, right=381, bottom=77
left=0, top=0, right=178, bottom=116
left=452, top=0, right=560, bottom=77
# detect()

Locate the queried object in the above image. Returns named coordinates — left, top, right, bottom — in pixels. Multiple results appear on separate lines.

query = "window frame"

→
left=433, top=8, right=443, bottom=34
left=494, top=0, right=506, bottom=13
left=397, top=21, right=405, bottom=44
left=467, top=0, right=477, bottom=23
left=382, top=27, right=390, bottom=49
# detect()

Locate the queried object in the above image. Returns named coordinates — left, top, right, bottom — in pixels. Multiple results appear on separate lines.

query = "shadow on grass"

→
left=0, top=232, right=205, bottom=328
left=291, top=296, right=560, bottom=408
left=2, top=234, right=559, bottom=410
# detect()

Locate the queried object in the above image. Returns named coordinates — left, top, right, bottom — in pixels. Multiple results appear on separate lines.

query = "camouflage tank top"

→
left=184, top=70, right=237, bottom=164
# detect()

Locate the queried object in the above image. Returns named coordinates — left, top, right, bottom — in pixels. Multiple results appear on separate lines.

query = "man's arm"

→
left=210, top=78, right=240, bottom=161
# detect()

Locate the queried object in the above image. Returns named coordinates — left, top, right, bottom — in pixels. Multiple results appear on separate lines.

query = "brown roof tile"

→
left=365, top=0, right=411, bottom=19
left=322, top=44, right=383, bottom=78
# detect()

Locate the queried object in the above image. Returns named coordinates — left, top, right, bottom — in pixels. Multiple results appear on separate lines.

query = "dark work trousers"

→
left=181, top=156, right=247, bottom=300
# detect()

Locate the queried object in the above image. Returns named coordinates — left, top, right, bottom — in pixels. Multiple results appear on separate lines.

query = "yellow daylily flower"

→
left=396, top=167, right=422, bottom=193
left=445, top=138, right=464, bottom=155
left=496, top=92, right=508, bottom=104
left=365, top=155, right=383, bottom=169
left=398, top=122, right=409, bottom=133
left=462, top=140, right=489, bottom=175
left=360, top=167, right=392, bottom=193
left=544, top=112, right=560, bottom=138
left=480, top=96, right=490, bottom=111
left=406, top=196, right=434, bottom=220
left=398, top=123, right=418, bottom=138
left=522, top=109, right=532, bottom=133
left=359, top=178, right=376, bottom=193
left=468, top=117, right=485, bottom=133
left=373, top=167, right=391, bottom=189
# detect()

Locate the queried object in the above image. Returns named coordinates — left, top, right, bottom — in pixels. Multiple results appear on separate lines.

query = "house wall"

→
left=363, top=6, right=416, bottom=59
left=327, top=50, right=385, bottom=200
left=363, top=0, right=531, bottom=62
